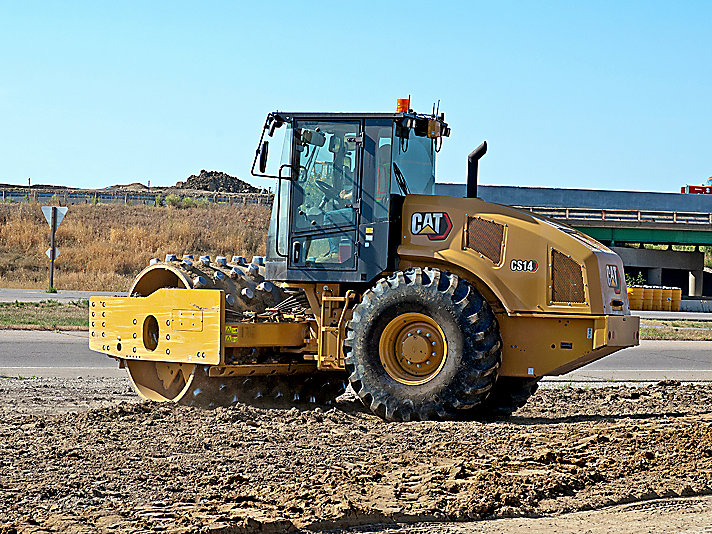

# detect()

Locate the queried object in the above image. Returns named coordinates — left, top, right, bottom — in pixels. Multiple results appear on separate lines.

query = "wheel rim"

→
left=379, top=312, right=447, bottom=385
left=125, top=360, right=198, bottom=402
left=129, top=263, right=193, bottom=297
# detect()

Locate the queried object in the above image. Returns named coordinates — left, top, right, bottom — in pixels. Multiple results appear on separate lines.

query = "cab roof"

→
left=272, top=111, right=441, bottom=121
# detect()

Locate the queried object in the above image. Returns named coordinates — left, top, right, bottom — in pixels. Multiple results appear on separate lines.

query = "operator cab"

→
left=252, top=102, right=449, bottom=284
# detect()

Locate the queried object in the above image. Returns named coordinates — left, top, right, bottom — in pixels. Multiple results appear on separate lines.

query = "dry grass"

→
left=0, top=203, right=270, bottom=291
left=640, top=320, right=712, bottom=341
left=642, top=319, right=712, bottom=329
left=640, top=327, right=712, bottom=341
left=0, top=300, right=89, bottom=329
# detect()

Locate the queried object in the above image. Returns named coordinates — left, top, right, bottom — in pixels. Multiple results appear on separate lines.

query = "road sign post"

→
left=49, top=207, right=56, bottom=289
left=41, top=206, right=68, bottom=291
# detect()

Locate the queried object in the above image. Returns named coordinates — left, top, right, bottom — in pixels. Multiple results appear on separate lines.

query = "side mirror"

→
left=268, top=114, right=284, bottom=137
left=328, top=135, right=341, bottom=153
left=259, top=141, right=269, bottom=173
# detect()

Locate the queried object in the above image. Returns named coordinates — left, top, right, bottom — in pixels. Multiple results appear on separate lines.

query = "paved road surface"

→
left=0, top=331, right=709, bottom=383
left=2, top=288, right=712, bottom=323
left=1, top=288, right=711, bottom=321
left=0, top=330, right=122, bottom=378
left=2, top=288, right=711, bottom=318
left=0, top=288, right=124, bottom=303
left=546, top=340, right=712, bottom=383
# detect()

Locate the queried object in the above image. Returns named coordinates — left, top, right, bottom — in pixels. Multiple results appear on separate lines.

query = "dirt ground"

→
left=2, top=377, right=712, bottom=533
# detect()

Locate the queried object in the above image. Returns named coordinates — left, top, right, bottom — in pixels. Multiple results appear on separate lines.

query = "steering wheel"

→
left=314, top=179, right=341, bottom=202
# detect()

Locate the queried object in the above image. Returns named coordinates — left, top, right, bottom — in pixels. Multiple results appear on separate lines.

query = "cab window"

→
left=291, top=120, right=360, bottom=233
left=373, top=128, right=392, bottom=220
left=266, top=122, right=293, bottom=260
left=391, top=125, right=435, bottom=195
left=289, top=119, right=360, bottom=267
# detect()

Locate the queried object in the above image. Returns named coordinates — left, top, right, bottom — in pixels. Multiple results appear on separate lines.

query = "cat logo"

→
left=410, top=212, right=453, bottom=241
left=606, top=264, right=621, bottom=294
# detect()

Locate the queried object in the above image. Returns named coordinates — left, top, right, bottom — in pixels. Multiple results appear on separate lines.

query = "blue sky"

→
left=0, top=1, right=709, bottom=192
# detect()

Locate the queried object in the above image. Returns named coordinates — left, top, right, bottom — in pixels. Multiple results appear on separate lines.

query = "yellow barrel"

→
left=628, top=286, right=644, bottom=310
left=671, top=287, right=682, bottom=311
left=662, top=287, right=673, bottom=311
left=652, top=286, right=663, bottom=311
left=642, top=286, right=654, bottom=311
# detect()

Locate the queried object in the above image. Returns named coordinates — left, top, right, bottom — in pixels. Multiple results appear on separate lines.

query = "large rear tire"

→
left=344, top=268, right=501, bottom=421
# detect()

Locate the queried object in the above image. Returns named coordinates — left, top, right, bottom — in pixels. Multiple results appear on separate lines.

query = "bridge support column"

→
left=647, top=267, right=662, bottom=286
left=689, top=270, right=704, bottom=297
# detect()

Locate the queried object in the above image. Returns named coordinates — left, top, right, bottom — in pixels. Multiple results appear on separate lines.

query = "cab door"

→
left=288, top=119, right=363, bottom=279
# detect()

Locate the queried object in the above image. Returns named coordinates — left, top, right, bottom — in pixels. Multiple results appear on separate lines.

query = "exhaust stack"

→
left=467, top=141, right=487, bottom=198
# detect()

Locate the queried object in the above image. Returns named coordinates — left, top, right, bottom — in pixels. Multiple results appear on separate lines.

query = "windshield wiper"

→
left=392, top=162, right=410, bottom=195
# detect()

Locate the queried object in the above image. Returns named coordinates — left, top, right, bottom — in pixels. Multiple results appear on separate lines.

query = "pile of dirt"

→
left=176, top=170, right=263, bottom=194
left=111, top=182, right=150, bottom=191
left=1, top=379, right=712, bottom=533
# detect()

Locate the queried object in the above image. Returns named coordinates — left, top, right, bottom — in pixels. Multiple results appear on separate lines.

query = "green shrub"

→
left=165, top=194, right=181, bottom=207
left=625, top=271, right=646, bottom=286
left=181, top=196, right=196, bottom=209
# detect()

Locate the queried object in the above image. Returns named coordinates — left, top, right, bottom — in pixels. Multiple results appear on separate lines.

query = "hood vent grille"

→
left=465, top=216, right=505, bottom=265
left=551, top=249, right=585, bottom=303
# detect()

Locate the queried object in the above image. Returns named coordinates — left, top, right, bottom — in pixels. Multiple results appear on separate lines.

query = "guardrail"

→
left=3, top=191, right=711, bottom=223
left=0, top=190, right=273, bottom=206
left=519, top=206, right=712, bottom=225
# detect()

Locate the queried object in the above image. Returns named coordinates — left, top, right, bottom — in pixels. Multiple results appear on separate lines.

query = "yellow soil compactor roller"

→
left=89, top=101, right=639, bottom=421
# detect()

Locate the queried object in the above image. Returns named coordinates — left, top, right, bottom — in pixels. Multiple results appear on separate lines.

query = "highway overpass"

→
left=436, top=184, right=712, bottom=296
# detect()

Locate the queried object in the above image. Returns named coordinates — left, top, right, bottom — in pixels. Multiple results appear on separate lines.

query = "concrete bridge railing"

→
left=519, top=206, right=712, bottom=226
